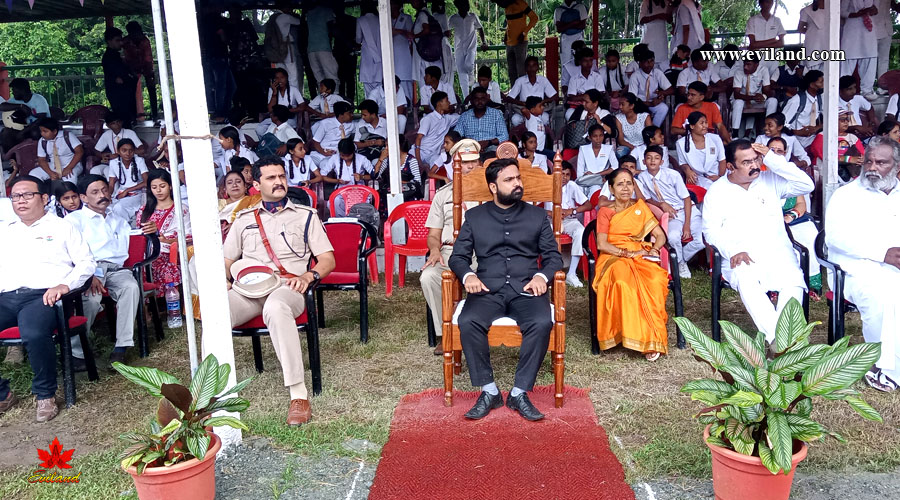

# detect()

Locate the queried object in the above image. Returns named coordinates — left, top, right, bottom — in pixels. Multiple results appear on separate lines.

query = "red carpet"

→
left=369, top=385, right=636, bottom=500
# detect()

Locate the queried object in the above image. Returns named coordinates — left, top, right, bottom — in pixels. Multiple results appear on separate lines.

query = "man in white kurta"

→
left=356, top=7, right=383, bottom=96
left=841, top=0, right=879, bottom=99
left=702, top=140, right=814, bottom=343
left=448, top=1, right=485, bottom=96
left=825, top=136, right=900, bottom=390
left=273, top=6, right=303, bottom=90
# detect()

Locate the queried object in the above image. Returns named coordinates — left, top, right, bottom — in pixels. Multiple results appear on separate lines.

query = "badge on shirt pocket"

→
left=710, top=147, right=716, bottom=155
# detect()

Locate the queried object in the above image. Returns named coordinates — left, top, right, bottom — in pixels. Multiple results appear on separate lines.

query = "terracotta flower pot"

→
left=125, top=432, right=221, bottom=500
left=703, top=425, right=807, bottom=500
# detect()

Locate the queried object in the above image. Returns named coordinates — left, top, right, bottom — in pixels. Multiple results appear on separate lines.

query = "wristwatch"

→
left=309, top=270, right=321, bottom=281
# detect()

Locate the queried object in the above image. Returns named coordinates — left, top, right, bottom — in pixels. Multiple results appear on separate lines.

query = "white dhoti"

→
left=845, top=262, right=900, bottom=380
left=727, top=261, right=806, bottom=343
left=668, top=208, right=705, bottom=264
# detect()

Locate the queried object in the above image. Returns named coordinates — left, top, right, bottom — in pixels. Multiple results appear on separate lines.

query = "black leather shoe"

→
left=506, top=392, right=544, bottom=421
left=71, top=357, right=87, bottom=373
left=464, top=391, right=503, bottom=420
left=109, top=350, right=127, bottom=366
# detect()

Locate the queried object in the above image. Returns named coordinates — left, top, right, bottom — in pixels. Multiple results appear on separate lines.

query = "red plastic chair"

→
left=110, top=234, right=162, bottom=357
left=583, top=190, right=603, bottom=226
left=67, top=105, right=109, bottom=139
left=301, top=186, right=318, bottom=209
left=316, top=219, right=378, bottom=342
left=384, top=201, right=431, bottom=297
left=685, top=184, right=707, bottom=204
left=2, top=139, right=38, bottom=176
left=329, top=185, right=380, bottom=284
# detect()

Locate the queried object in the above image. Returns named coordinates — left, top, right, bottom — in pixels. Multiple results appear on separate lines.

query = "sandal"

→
left=865, top=368, right=898, bottom=392
left=645, top=352, right=660, bottom=362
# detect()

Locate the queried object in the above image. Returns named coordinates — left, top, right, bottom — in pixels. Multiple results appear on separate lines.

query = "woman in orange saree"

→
left=592, top=168, right=670, bottom=361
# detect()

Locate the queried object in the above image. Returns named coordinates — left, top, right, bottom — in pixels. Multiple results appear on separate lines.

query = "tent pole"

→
left=821, top=0, right=840, bottom=218
left=158, top=0, right=241, bottom=449
left=378, top=0, right=403, bottom=214
left=149, top=0, right=198, bottom=376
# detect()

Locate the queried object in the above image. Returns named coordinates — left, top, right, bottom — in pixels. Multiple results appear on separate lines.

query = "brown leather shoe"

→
left=0, top=391, right=18, bottom=415
left=4, top=346, right=24, bottom=364
left=286, top=399, right=311, bottom=426
left=35, top=397, right=59, bottom=423
left=433, top=337, right=443, bottom=356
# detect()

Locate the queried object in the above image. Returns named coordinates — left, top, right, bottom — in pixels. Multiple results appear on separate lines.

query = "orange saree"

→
left=591, top=200, right=670, bottom=354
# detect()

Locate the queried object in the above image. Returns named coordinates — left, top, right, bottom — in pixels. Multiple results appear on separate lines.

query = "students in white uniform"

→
left=271, top=3, right=303, bottom=89
left=506, top=57, right=557, bottom=127
left=781, top=70, right=824, bottom=149
left=873, top=0, right=894, bottom=84
left=577, top=124, right=619, bottom=196
left=839, top=76, right=876, bottom=138
left=567, top=48, right=606, bottom=100
left=731, top=59, right=778, bottom=134
left=600, top=50, right=629, bottom=110
left=561, top=41, right=590, bottom=92
left=633, top=125, right=674, bottom=171
left=419, top=66, right=458, bottom=113
left=411, top=0, right=443, bottom=90
left=546, top=161, right=591, bottom=287
left=754, top=112, right=811, bottom=169
left=637, top=145, right=704, bottom=279
left=639, top=0, right=670, bottom=70
left=390, top=2, right=415, bottom=100
left=702, top=140, right=814, bottom=343
left=35, top=118, right=83, bottom=183
left=519, top=131, right=549, bottom=173
left=310, top=101, right=356, bottom=166
left=676, top=111, right=725, bottom=189
left=320, top=138, right=374, bottom=216
left=217, top=126, right=259, bottom=181
left=841, top=0, right=880, bottom=100
left=671, top=0, right=704, bottom=56
left=106, top=138, right=149, bottom=224
left=354, top=99, right=389, bottom=154
left=745, top=0, right=786, bottom=77
left=627, top=51, right=673, bottom=128
left=415, top=91, right=461, bottom=173
left=825, top=136, right=900, bottom=391
left=522, top=97, right=549, bottom=155
left=356, top=3, right=383, bottom=96
left=256, top=68, right=306, bottom=138
left=449, top=0, right=486, bottom=95
left=282, top=138, right=323, bottom=187
left=797, top=0, right=827, bottom=72
left=94, top=113, right=145, bottom=166
left=554, top=0, right=589, bottom=69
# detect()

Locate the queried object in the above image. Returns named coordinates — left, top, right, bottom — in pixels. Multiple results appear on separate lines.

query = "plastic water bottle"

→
left=165, top=283, right=183, bottom=329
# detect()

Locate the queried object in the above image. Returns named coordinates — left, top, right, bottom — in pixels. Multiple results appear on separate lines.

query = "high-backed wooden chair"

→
left=441, top=152, right=568, bottom=409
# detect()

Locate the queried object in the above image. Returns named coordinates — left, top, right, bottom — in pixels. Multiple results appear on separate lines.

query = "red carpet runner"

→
left=369, top=385, right=636, bottom=500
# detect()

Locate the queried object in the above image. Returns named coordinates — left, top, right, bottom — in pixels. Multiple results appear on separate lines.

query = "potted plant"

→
left=674, top=298, right=882, bottom=500
left=113, top=354, right=252, bottom=500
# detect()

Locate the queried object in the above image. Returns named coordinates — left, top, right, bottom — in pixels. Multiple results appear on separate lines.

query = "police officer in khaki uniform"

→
left=223, top=157, right=336, bottom=426
left=421, top=139, right=481, bottom=355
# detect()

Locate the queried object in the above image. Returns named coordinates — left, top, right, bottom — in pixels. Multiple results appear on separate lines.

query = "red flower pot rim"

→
left=703, top=424, right=808, bottom=469
left=124, top=432, right=221, bottom=476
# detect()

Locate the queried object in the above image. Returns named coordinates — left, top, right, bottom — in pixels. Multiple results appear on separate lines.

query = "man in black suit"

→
left=449, top=158, right=563, bottom=421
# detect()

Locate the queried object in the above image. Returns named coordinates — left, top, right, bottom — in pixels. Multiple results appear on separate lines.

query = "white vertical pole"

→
left=149, top=0, right=198, bottom=376
left=378, top=0, right=404, bottom=215
left=160, top=0, right=241, bottom=449
left=821, top=0, right=840, bottom=216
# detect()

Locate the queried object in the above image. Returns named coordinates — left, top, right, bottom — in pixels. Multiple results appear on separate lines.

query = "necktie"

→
left=809, top=98, right=818, bottom=125
left=323, top=97, right=330, bottom=114
left=652, top=177, right=665, bottom=202
left=645, top=75, right=651, bottom=101
left=52, top=141, right=64, bottom=177
left=340, top=123, right=346, bottom=139
left=697, top=70, right=702, bottom=82
left=746, top=75, right=751, bottom=95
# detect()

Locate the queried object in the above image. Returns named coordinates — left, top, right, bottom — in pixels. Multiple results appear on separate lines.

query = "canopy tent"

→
left=0, top=0, right=285, bottom=23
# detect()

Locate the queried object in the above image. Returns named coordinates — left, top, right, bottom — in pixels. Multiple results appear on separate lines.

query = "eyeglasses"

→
left=10, top=192, right=41, bottom=202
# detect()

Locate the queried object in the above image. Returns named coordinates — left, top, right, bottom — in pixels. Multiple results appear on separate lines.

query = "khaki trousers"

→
left=421, top=246, right=477, bottom=334
left=228, top=285, right=308, bottom=400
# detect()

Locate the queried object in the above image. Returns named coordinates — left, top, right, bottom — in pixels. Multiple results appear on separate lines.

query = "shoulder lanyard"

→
left=254, top=209, right=296, bottom=278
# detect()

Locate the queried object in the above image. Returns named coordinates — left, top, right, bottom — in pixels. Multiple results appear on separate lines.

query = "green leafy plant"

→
left=675, top=298, right=882, bottom=475
left=113, top=354, right=252, bottom=474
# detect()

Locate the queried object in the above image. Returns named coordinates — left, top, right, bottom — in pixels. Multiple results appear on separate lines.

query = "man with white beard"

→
left=825, top=136, right=900, bottom=392
left=702, top=139, right=814, bottom=343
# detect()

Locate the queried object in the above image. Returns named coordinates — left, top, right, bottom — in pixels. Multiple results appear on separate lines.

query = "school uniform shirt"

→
left=544, top=179, right=588, bottom=213
left=108, top=157, right=149, bottom=197
left=799, top=4, right=827, bottom=55
left=319, top=153, right=374, bottom=185
left=313, top=117, right=357, bottom=152
left=671, top=0, right=705, bottom=54
left=745, top=13, right=786, bottom=45
left=624, top=60, right=640, bottom=78
left=599, top=64, right=629, bottom=93
left=732, top=67, right=774, bottom=96
left=7, top=93, right=50, bottom=124
left=781, top=91, right=822, bottom=147
left=886, top=93, right=899, bottom=118
left=567, top=69, right=606, bottom=95
left=391, top=13, right=414, bottom=82
left=632, top=144, right=671, bottom=171
left=308, top=93, right=346, bottom=114
left=95, top=128, right=143, bottom=154
left=36, top=132, right=82, bottom=182
left=417, top=111, right=461, bottom=166
left=265, top=121, right=301, bottom=143
left=282, top=154, right=319, bottom=185
left=524, top=113, right=549, bottom=151
left=267, top=86, right=306, bottom=108
left=640, top=0, right=670, bottom=65
left=676, top=65, right=721, bottom=88
left=0, top=212, right=96, bottom=292
left=365, top=86, right=388, bottom=115
left=354, top=117, right=388, bottom=142
left=675, top=133, right=725, bottom=181
left=356, top=12, right=383, bottom=85
left=509, top=75, right=557, bottom=102
left=65, top=207, right=131, bottom=266
left=636, top=167, right=691, bottom=208
left=218, top=148, right=259, bottom=179
left=839, top=95, right=872, bottom=126
left=448, top=12, right=483, bottom=57
left=523, top=152, right=550, bottom=173
left=712, top=61, right=740, bottom=82
left=753, top=134, right=811, bottom=166
left=627, top=68, right=672, bottom=102
left=419, top=81, right=458, bottom=107
left=483, top=80, right=503, bottom=104
left=576, top=143, right=618, bottom=179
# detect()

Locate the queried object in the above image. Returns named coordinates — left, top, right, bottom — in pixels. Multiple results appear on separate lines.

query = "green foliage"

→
left=113, top=354, right=253, bottom=474
left=675, top=298, right=883, bottom=475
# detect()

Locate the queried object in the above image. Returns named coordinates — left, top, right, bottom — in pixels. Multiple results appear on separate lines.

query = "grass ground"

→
left=0, top=270, right=897, bottom=499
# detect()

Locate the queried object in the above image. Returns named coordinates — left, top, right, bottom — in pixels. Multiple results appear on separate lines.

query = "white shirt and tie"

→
left=95, top=128, right=143, bottom=156
left=35, top=132, right=83, bottom=182
left=636, top=167, right=705, bottom=263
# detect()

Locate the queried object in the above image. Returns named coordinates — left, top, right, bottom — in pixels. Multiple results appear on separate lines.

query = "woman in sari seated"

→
left=591, top=167, right=670, bottom=361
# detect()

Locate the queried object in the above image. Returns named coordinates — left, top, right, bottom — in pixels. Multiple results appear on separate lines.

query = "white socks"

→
left=567, top=257, right=580, bottom=279
left=482, top=382, right=499, bottom=396
left=510, top=387, right=524, bottom=397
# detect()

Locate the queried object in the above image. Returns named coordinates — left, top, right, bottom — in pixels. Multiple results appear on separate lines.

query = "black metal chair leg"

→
left=57, top=309, right=76, bottom=408
left=426, top=305, right=437, bottom=347
left=150, top=295, right=164, bottom=341
left=827, top=298, right=837, bottom=345
left=77, top=327, right=99, bottom=381
left=833, top=272, right=846, bottom=343
left=251, top=335, right=264, bottom=373
left=136, top=296, right=149, bottom=358
left=305, top=293, right=322, bottom=395
left=359, top=287, right=369, bottom=344
left=588, top=265, right=600, bottom=355
left=315, top=288, right=325, bottom=329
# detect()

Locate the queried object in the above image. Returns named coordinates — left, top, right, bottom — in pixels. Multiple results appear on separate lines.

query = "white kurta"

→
left=702, top=151, right=814, bottom=341
left=675, top=133, right=725, bottom=189
left=825, top=178, right=900, bottom=378
left=432, top=12, right=456, bottom=85
left=841, top=0, right=878, bottom=59
left=799, top=5, right=827, bottom=60
left=671, top=0, right=705, bottom=56
left=392, top=13, right=415, bottom=82
left=640, top=0, right=670, bottom=63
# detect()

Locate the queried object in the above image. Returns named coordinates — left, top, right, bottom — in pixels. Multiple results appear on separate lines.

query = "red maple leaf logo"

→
left=36, top=437, right=74, bottom=470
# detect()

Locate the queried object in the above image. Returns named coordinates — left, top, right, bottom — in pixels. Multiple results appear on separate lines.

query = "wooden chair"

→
left=441, top=152, right=567, bottom=409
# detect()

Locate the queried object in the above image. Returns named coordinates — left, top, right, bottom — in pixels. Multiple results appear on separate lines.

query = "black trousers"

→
left=0, top=289, right=59, bottom=399
left=457, top=283, right=553, bottom=391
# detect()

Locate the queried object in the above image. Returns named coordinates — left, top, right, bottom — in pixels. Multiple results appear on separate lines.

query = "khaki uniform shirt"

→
left=223, top=200, right=333, bottom=277
left=426, top=183, right=478, bottom=247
